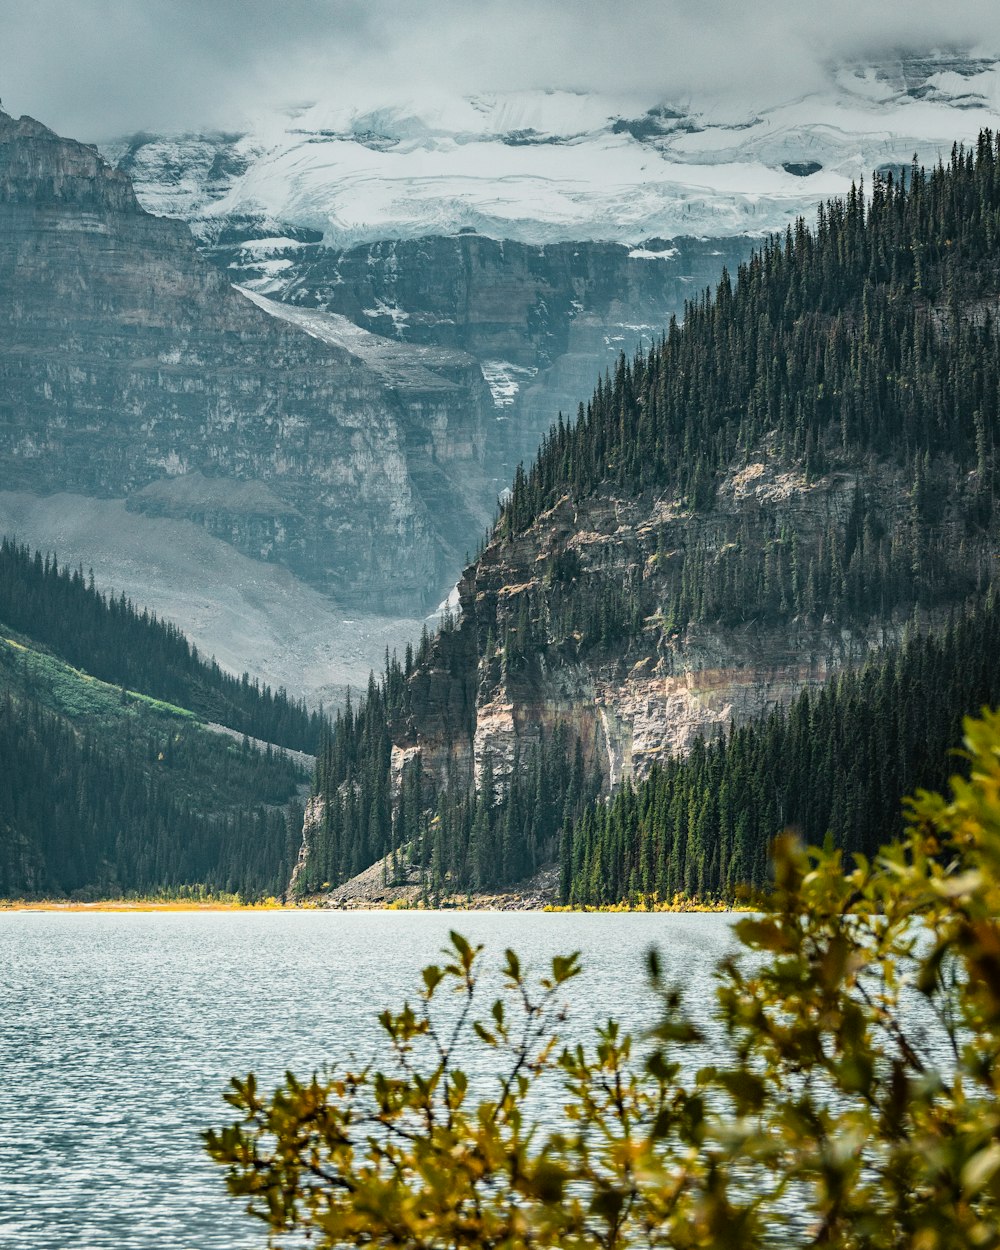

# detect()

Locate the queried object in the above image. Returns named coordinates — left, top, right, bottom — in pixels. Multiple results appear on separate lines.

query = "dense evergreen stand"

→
left=0, top=685, right=304, bottom=899
left=0, top=537, right=325, bottom=752
left=564, top=596, right=1000, bottom=903
left=0, top=539, right=312, bottom=898
left=308, top=133, right=1000, bottom=901
left=0, top=695, right=301, bottom=900
left=503, top=136, right=1000, bottom=542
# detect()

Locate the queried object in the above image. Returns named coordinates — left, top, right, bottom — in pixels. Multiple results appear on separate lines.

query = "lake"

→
left=1, top=910, right=739, bottom=1249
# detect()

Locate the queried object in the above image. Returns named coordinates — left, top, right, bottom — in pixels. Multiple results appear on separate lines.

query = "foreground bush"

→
left=206, top=709, right=1000, bottom=1248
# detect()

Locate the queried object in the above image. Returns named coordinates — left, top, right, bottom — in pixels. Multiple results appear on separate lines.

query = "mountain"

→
left=104, top=57, right=1000, bottom=249
left=101, top=53, right=1000, bottom=479
left=0, top=109, right=495, bottom=618
left=298, top=131, right=1000, bottom=900
left=232, top=235, right=757, bottom=472
left=0, top=541, right=310, bottom=899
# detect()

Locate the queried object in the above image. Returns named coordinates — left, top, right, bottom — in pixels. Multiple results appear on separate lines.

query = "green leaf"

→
left=552, top=951, right=582, bottom=984
left=422, top=964, right=445, bottom=996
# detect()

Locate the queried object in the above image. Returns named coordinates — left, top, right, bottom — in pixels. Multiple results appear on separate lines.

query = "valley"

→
left=7, top=6, right=1000, bottom=1246
left=4, top=55, right=1000, bottom=911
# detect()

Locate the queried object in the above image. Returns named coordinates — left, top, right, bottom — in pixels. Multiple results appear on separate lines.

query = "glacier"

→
left=104, top=55, right=1000, bottom=251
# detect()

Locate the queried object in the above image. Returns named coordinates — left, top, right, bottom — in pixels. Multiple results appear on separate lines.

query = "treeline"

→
left=0, top=686, right=303, bottom=899
left=303, top=707, right=601, bottom=895
left=563, top=597, right=1000, bottom=904
left=0, top=537, right=325, bottom=751
left=501, top=133, right=1000, bottom=542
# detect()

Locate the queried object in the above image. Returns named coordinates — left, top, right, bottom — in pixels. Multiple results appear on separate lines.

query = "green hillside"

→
left=0, top=537, right=326, bottom=752
left=0, top=624, right=306, bottom=900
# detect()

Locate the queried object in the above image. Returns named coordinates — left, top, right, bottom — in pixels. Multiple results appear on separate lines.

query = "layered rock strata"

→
left=0, top=112, right=490, bottom=611
left=395, top=455, right=975, bottom=799
left=219, top=233, right=755, bottom=468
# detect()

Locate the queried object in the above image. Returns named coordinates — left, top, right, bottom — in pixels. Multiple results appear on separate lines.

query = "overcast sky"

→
left=1, top=0, right=999, bottom=139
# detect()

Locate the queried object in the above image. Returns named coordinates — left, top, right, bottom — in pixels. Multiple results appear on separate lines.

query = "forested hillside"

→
left=299, top=664, right=601, bottom=893
left=304, top=132, right=1000, bottom=902
left=0, top=573, right=308, bottom=899
left=0, top=538, right=325, bottom=751
left=495, top=137, right=1000, bottom=644
left=563, top=597, right=1000, bottom=903
left=0, top=691, right=301, bottom=899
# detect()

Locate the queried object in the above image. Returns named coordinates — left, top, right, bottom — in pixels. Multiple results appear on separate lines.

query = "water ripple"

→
left=0, top=910, right=736, bottom=1249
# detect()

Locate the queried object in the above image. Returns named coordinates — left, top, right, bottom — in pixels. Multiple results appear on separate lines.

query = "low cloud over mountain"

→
left=2, top=0, right=1000, bottom=138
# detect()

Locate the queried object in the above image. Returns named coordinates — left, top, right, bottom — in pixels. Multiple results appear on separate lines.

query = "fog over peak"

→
left=0, top=0, right=998, bottom=141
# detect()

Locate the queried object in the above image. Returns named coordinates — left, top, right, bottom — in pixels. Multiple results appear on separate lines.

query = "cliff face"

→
left=0, top=112, right=491, bottom=611
left=396, top=450, right=988, bottom=800
left=234, top=291, right=497, bottom=566
left=104, top=123, right=760, bottom=557
left=241, top=235, right=744, bottom=360
left=219, top=233, right=754, bottom=469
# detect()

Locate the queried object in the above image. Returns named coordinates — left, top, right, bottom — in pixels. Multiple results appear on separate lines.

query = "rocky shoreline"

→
left=314, top=858, right=561, bottom=911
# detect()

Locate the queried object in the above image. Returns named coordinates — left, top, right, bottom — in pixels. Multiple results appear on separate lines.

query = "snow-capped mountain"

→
left=93, top=51, right=1000, bottom=488
left=104, top=54, right=1000, bottom=251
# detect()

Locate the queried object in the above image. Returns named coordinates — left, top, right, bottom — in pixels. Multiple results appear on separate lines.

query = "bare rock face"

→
left=222, top=232, right=755, bottom=470
left=396, top=452, right=979, bottom=798
left=0, top=111, right=490, bottom=611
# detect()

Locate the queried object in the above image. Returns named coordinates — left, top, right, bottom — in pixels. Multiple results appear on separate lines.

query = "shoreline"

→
left=0, top=896, right=750, bottom=914
left=0, top=899, right=291, bottom=912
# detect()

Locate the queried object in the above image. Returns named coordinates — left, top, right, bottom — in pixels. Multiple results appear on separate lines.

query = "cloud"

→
left=1, top=0, right=999, bottom=139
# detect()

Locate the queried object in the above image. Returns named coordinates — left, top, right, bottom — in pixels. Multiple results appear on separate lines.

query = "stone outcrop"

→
left=288, top=793, right=326, bottom=898
left=0, top=112, right=492, bottom=611
left=317, top=855, right=560, bottom=910
left=394, top=453, right=974, bottom=800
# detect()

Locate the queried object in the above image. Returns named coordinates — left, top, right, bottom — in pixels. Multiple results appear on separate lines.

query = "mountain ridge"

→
left=0, top=107, right=496, bottom=613
left=299, top=129, right=1000, bottom=900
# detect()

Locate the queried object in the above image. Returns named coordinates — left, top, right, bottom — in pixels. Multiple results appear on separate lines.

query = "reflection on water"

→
left=1, top=910, right=737, bottom=1249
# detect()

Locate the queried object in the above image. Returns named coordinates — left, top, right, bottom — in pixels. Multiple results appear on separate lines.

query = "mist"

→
left=1, top=0, right=999, bottom=139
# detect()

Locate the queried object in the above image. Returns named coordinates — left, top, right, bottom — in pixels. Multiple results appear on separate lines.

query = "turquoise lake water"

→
left=1, top=910, right=738, bottom=1249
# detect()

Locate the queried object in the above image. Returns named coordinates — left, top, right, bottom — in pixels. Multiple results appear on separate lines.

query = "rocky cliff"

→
left=301, top=439, right=990, bottom=898
left=0, top=111, right=492, bottom=612
left=212, top=232, right=754, bottom=471
left=397, top=457, right=934, bottom=799
left=102, top=131, right=757, bottom=475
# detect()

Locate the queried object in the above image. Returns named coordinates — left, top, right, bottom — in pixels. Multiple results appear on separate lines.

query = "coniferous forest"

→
left=301, top=680, right=602, bottom=894
left=492, top=138, right=1000, bottom=654
left=0, top=540, right=312, bottom=899
left=503, top=137, right=1000, bottom=540
left=0, top=538, right=325, bottom=752
left=304, top=133, right=1000, bottom=903
left=0, top=687, right=303, bottom=899
left=563, top=597, right=1000, bottom=904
